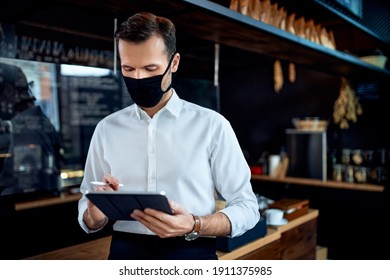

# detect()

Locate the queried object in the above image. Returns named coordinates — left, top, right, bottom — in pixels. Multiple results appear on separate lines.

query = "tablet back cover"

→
left=86, top=192, right=172, bottom=220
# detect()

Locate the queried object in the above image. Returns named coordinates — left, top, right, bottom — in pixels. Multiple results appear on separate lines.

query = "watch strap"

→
left=192, top=214, right=201, bottom=233
left=184, top=214, right=201, bottom=241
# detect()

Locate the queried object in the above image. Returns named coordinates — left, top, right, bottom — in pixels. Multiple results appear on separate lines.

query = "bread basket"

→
left=292, top=118, right=328, bottom=131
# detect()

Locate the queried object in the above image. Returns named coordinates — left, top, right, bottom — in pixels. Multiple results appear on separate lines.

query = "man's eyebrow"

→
left=122, top=63, right=159, bottom=68
left=143, top=63, right=159, bottom=68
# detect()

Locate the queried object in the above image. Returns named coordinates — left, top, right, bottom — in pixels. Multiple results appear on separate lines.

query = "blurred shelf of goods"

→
left=328, top=148, right=388, bottom=185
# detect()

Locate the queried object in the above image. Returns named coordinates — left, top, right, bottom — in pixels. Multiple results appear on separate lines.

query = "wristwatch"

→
left=184, top=214, right=201, bottom=241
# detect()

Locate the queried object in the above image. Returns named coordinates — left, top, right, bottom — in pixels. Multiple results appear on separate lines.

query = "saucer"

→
left=267, top=218, right=288, bottom=226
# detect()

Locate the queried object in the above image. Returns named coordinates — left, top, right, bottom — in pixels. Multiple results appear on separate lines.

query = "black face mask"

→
left=122, top=54, right=175, bottom=108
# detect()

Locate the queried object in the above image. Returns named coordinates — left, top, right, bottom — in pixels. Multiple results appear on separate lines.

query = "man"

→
left=0, top=62, right=63, bottom=195
left=78, top=12, right=260, bottom=260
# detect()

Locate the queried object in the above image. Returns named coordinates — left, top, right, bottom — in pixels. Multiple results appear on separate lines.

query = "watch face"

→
left=185, top=232, right=199, bottom=241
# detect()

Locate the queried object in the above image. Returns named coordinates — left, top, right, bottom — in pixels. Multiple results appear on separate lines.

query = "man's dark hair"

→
left=114, top=12, right=176, bottom=59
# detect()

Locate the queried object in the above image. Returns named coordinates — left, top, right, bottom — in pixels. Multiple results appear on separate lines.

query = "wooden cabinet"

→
left=219, top=209, right=319, bottom=260
left=280, top=219, right=317, bottom=260
left=236, top=218, right=318, bottom=260
left=237, top=240, right=281, bottom=260
left=236, top=219, right=317, bottom=260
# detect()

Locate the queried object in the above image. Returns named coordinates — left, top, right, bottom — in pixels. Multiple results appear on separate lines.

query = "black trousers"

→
left=108, top=231, right=218, bottom=260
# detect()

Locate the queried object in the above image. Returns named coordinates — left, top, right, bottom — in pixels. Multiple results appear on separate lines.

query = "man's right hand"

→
left=83, top=173, right=121, bottom=230
left=83, top=200, right=108, bottom=230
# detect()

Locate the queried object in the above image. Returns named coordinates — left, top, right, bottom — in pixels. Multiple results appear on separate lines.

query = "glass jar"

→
left=351, top=149, right=363, bottom=166
left=344, top=165, right=354, bottom=183
left=354, top=166, right=368, bottom=183
left=332, top=164, right=344, bottom=182
left=341, top=149, right=351, bottom=165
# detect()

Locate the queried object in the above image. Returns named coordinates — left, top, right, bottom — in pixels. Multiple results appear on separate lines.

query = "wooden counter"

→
left=25, top=236, right=112, bottom=260
left=14, top=192, right=82, bottom=211
left=26, top=209, right=318, bottom=260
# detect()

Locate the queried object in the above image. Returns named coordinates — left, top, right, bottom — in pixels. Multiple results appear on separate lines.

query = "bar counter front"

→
left=19, top=191, right=318, bottom=260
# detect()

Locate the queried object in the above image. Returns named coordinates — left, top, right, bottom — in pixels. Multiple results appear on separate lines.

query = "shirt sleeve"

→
left=77, top=121, right=110, bottom=233
left=210, top=115, right=260, bottom=237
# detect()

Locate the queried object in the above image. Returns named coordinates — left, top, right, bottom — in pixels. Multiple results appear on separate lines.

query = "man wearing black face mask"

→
left=78, top=12, right=260, bottom=260
left=122, top=53, right=176, bottom=108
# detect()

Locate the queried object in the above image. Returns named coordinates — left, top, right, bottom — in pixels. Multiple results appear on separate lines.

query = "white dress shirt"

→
left=78, top=89, right=260, bottom=237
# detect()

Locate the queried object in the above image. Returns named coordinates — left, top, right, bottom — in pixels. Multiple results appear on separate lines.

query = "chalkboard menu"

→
left=59, top=74, right=125, bottom=164
left=0, top=23, right=114, bottom=69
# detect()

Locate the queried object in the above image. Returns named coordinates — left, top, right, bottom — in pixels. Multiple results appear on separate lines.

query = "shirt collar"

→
left=133, top=88, right=182, bottom=120
left=164, top=89, right=181, bottom=118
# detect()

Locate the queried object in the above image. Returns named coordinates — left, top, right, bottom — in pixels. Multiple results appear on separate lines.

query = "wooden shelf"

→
left=14, top=192, right=82, bottom=211
left=251, top=174, right=384, bottom=192
left=1, top=0, right=388, bottom=79
left=277, top=0, right=389, bottom=46
left=177, top=0, right=390, bottom=79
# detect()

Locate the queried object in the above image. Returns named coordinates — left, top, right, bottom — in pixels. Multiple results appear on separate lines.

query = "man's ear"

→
left=171, top=53, right=180, bottom=73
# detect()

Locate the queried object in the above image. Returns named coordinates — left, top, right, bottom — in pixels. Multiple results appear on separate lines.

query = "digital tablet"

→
left=85, top=190, right=173, bottom=221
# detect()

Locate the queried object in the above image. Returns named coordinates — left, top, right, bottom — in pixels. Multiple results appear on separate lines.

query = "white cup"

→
left=268, top=155, right=281, bottom=175
left=265, top=208, right=284, bottom=225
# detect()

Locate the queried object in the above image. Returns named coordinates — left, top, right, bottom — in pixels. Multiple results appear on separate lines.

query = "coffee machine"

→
left=285, top=129, right=327, bottom=181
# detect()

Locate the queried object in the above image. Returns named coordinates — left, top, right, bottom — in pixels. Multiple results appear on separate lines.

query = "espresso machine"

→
left=285, top=129, right=327, bottom=181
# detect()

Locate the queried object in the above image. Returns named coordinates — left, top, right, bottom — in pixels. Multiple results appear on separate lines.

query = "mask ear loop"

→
left=165, top=52, right=177, bottom=75
left=162, top=52, right=178, bottom=93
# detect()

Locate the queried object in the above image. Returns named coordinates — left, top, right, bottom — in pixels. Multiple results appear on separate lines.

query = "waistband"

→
left=110, top=230, right=218, bottom=260
left=112, top=230, right=216, bottom=244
